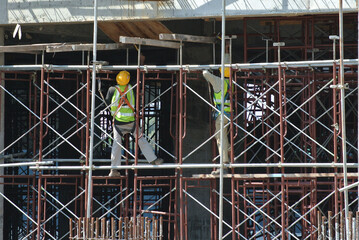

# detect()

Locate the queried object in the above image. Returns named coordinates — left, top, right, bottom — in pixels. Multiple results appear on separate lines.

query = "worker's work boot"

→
left=109, top=170, right=121, bottom=177
left=211, top=167, right=229, bottom=175
left=151, top=158, right=164, bottom=165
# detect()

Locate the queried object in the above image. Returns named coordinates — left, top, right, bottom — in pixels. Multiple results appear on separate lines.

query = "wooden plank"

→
left=145, top=217, right=150, bottom=240
left=90, top=217, right=94, bottom=239
left=111, top=217, right=115, bottom=240
left=77, top=218, right=81, bottom=239
left=0, top=43, right=62, bottom=53
left=95, top=218, right=100, bottom=238
left=124, top=217, right=129, bottom=239
left=99, top=21, right=172, bottom=42
left=159, top=216, right=163, bottom=240
left=46, top=43, right=127, bottom=52
left=159, top=33, right=217, bottom=44
left=118, top=217, right=123, bottom=239
left=0, top=43, right=126, bottom=53
left=69, top=219, right=73, bottom=239
left=101, top=218, right=106, bottom=239
left=120, top=36, right=181, bottom=49
left=142, top=21, right=171, bottom=40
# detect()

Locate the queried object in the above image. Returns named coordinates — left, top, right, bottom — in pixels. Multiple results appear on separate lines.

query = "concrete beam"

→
left=0, top=43, right=128, bottom=53
left=0, top=0, right=7, bottom=24
left=159, top=33, right=217, bottom=44
left=0, top=43, right=57, bottom=54
left=1, top=0, right=357, bottom=25
left=46, top=43, right=127, bottom=52
left=119, top=36, right=181, bottom=49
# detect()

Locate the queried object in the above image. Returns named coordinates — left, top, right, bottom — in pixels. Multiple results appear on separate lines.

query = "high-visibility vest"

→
left=213, top=78, right=231, bottom=118
left=111, top=84, right=135, bottom=122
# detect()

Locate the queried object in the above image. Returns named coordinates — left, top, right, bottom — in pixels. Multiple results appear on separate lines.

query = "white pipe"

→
left=339, top=1, right=349, bottom=239
left=0, top=161, right=53, bottom=168
left=357, top=0, right=359, bottom=212
left=87, top=0, right=98, bottom=219
left=29, top=162, right=359, bottom=171
left=219, top=0, right=226, bottom=238
left=0, top=59, right=358, bottom=71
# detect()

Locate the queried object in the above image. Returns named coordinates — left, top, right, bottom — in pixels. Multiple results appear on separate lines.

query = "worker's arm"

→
left=105, top=86, right=116, bottom=106
left=203, top=70, right=221, bottom=92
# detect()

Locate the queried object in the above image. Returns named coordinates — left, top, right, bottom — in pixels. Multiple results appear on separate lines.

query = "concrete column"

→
left=0, top=27, right=4, bottom=240
left=0, top=0, right=7, bottom=25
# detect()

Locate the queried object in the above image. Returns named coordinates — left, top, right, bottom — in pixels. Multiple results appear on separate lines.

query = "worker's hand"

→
left=203, top=69, right=213, bottom=76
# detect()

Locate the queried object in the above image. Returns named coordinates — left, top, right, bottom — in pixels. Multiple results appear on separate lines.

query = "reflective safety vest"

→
left=213, top=78, right=231, bottom=119
left=111, top=84, right=135, bottom=122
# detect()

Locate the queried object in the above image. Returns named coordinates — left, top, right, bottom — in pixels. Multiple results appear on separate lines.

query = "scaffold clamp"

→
left=330, top=83, right=349, bottom=89
left=35, top=162, right=40, bottom=172
left=331, top=123, right=339, bottom=131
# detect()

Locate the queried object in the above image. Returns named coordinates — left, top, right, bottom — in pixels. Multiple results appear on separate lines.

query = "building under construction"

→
left=0, top=0, right=358, bottom=239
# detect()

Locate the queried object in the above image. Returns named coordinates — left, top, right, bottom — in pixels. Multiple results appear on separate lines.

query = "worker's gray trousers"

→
left=111, top=122, right=157, bottom=167
left=215, top=116, right=229, bottom=164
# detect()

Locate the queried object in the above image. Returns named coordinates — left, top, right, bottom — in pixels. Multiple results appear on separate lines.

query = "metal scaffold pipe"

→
left=0, top=59, right=358, bottom=71
left=0, top=161, right=53, bottom=168
left=339, top=1, right=350, bottom=239
left=357, top=1, right=359, bottom=211
left=219, top=0, right=226, bottom=239
left=29, top=162, right=359, bottom=171
left=87, top=0, right=98, bottom=219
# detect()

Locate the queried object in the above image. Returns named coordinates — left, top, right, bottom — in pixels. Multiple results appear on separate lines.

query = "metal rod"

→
left=37, top=61, right=45, bottom=240
left=0, top=161, right=53, bottom=168
left=339, top=1, right=350, bottom=239
left=0, top=59, right=358, bottom=71
left=219, top=2, right=225, bottom=233
left=87, top=0, right=98, bottom=219
left=357, top=1, right=359, bottom=213
left=29, top=162, right=359, bottom=171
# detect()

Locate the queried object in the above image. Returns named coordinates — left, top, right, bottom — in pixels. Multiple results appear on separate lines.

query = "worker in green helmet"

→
left=105, top=70, right=163, bottom=177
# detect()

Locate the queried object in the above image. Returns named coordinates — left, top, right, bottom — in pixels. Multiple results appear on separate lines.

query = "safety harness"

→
left=112, top=85, right=135, bottom=122
left=114, top=85, right=135, bottom=112
left=213, top=78, right=231, bottom=119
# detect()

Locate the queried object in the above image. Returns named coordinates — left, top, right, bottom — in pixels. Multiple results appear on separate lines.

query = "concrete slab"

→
left=2, top=0, right=357, bottom=25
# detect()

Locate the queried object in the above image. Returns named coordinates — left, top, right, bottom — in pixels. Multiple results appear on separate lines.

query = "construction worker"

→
left=105, top=70, right=163, bottom=177
left=202, top=49, right=231, bottom=175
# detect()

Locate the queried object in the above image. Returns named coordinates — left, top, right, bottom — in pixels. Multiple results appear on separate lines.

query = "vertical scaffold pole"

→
left=0, top=27, right=4, bottom=240
left=37, top=51, right=45, bottom=240
left=87, top=0, right=98, bottom=219
left=179, top=66, right=184, bottom=240
left=274, top=41, right=286, bottom=239
left=219, top=0, right=226, bottom=239
left=133, top=44, right=142, bottom=237
left=357, top=0, right=359, bottom=212
left=339, top=1, right=349, bottom=239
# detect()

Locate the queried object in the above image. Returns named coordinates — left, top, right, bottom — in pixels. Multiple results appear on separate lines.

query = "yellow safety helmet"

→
left=219, top=67, right=230, bottom=78
left=116, top=71, right=130, bottom=86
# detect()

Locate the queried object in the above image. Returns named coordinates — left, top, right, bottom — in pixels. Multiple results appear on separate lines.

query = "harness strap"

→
left=115, top=85, right=135, bottom=112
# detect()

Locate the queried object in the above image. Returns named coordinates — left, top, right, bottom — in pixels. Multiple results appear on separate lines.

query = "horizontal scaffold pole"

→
left=0, top=59, right=357, bottom=71
left=28, top=162, right=359, bottom=171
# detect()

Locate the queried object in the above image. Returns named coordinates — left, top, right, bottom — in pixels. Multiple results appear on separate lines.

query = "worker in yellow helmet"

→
left=202, top=44, right=232, bottom=175
left=105, top=70, right=163, bottom=177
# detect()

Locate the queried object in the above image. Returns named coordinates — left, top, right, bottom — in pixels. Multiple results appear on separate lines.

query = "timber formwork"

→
left=0, top=14, right=358, bottom=240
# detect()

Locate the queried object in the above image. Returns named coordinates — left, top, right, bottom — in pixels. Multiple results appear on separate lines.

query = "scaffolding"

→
left=0, top=8, right=359, bottom=240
